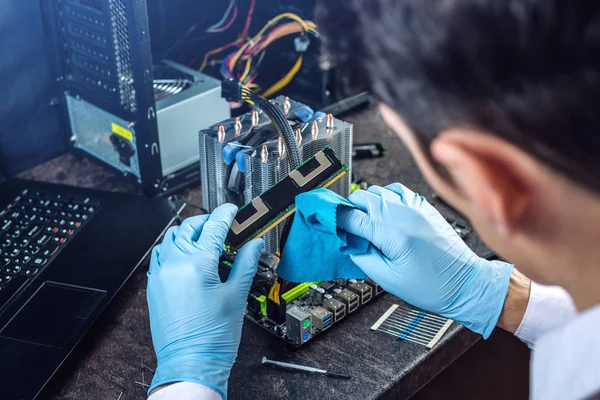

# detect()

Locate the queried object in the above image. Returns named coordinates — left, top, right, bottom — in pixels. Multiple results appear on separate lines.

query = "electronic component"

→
left=311, top=306, right=333, bottom=331
left=286, top=306, right=313, bottom=344
left=318, top=281, right=336, bottom=293
left=226, top=146, right=348, bottom=249
left=347, top=280, right=373, bottom=305
left=199, top=96, right=353, bottom=254
left=267, top=298, right=287, bottom=325
left=336, top=289, right=360, bottom=314
left=309, top=285, right=326, bottom=302
left=371, top=304, right=453, bottom=349
left=365, top=278, right=385, bottom=296
left=323, top=296, right=347, bottom=323
left=352, top=143, right=387, bottom=159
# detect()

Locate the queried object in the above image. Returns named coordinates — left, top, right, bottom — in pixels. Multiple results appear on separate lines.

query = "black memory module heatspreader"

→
left=226, top=146, right=348, bottom=249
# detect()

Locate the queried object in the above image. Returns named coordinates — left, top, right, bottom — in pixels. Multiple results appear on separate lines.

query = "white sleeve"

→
left=514, top=281, right=577, bottom=348
left=148, top=382, right=222, bottom=400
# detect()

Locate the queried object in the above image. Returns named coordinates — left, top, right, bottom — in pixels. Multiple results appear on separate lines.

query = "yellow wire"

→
left=269, top=283, right=275, bottom=301
left=240, top=57, right=253, bottom=83
left=262, top=55, right=304, bottom=98
left=237, top=23, right=316, bottom=83
left=274, top=282, right=281, bottom=304
left=231, top=13, right=310, bottom=80
left=268, top=281, right=281, bottom=304
left=253, top=23, right=317, bottom=54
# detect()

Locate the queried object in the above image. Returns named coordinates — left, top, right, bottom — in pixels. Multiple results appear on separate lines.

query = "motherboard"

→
left=219, top=256, right=385, bottom=346
left=200, top=97, right=390, bottom=345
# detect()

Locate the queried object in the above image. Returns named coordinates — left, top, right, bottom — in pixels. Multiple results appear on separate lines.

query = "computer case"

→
left=41, top=0, right=368, bottom=196
left=42, top=0, right=230, bottom=196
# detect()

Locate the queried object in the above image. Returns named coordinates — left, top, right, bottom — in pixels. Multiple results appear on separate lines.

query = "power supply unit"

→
left=42, top=0, right=230, bottom=195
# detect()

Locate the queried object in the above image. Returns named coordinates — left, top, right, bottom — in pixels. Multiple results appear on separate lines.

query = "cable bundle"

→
left=199, top=4, right=321, bottom=99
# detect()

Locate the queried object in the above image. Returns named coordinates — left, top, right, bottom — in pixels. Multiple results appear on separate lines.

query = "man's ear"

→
left=431, top=130, right=536, bottom=236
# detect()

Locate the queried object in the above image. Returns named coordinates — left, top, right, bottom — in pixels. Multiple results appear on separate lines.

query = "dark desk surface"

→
left=20, top=106, right=484, bottom=400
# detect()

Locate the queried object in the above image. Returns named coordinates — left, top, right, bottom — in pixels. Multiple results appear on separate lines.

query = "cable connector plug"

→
left=294, top=35, right=311, bottom=53
left=221, top=78, right=244, bottom=102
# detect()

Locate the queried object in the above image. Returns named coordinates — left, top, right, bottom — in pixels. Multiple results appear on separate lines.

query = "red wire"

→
left=207, top=3, right=239, bottom=33
left=187, top=56, right=198, bottom=67
left=246, top=23, right=295, bottom=54
left=240, top=0, right=255, bottom=40
left=199, top=0, right=255, bottom=72
left=248, top=72, right=259, bottom=84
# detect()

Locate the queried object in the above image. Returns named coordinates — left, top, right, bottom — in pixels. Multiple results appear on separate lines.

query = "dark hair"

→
left=316, top=0, right=600, bottom=192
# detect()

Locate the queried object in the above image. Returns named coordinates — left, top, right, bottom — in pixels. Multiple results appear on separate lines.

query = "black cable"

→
left=170, top=195, right=209, bottom=215
left=252, top=96, right=300, bottom=251
left=252, top=96, right=302, bottom=169
left=222, top=80, right=301, bottom=251
left=245, top=91, right=301, bottom=252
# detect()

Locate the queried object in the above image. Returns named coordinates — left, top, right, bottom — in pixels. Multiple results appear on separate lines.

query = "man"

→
left=146, top=0, right=600, bottom=399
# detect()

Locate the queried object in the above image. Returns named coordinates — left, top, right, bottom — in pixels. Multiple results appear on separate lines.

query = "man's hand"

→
left=337, top=183, right=514, bottom=338
left=146, top=204, right=263, bottom=398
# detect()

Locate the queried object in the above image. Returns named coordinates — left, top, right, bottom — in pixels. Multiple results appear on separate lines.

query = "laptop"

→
left=0, top=173, right=175, bottom=399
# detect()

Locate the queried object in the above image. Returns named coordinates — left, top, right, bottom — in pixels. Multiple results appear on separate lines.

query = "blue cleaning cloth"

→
left=277, top=189, right=369, bottom=282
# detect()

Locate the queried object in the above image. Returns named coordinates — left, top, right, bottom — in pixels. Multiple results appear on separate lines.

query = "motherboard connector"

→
left=323, top=297, right=346, bottom=322
left=311, top=306, right=333, bottom=331
left=347, top=281, right=373, bottom=305
left=286, top=306, right=313, bottom=344
left=365, top=278, right=385, bottom=296
left=336, top=289, right=360, bottom=313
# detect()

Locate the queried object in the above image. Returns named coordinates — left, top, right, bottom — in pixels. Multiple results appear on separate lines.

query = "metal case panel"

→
left=67, top=95, right=141, bottom=178
left=45, top=0, right=163, bottom=194
left=156, top=72, right=229, bottom=176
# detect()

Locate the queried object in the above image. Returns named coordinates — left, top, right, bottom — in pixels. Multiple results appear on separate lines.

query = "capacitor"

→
left=309, top=284, right=319, bottom=297
left=333, top=288, right=342, bottom=295
left=252, top=110, right=260, bottom=127
left=218, top=125, right=226, bottom=143
left=324, top=294, right=333, bottom=300
left=335, top=278, right=347, bottom=286
left=315, top=287, right=326, bottom=302
left=283, top=96, right=291, bottom=115
left=235, top=117, right=242, bottom=136
left=348, top=279, right=357, bottom=284
left=295, top=128, right=303, bottom=147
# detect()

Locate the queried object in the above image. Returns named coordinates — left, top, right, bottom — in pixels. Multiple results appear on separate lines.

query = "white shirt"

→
left=149, top=282, right=599, bottom=400
left=516, top=282, right=600, bottom=400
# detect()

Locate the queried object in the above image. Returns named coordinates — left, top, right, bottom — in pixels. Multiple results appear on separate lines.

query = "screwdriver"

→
left=261, top=357, right=352, bottom=379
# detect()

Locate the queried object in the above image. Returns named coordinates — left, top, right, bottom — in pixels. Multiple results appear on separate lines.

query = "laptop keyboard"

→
left=0, top=189, right=100, bottom=309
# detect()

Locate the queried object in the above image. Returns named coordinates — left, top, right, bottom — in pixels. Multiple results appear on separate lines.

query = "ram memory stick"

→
left=226, top=146, right=348, bottom=249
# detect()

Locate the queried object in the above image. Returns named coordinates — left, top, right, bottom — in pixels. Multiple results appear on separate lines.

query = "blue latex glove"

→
left=337, top=184, right=513, bottom=338
left=147, top=204, right=264, bottom=398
